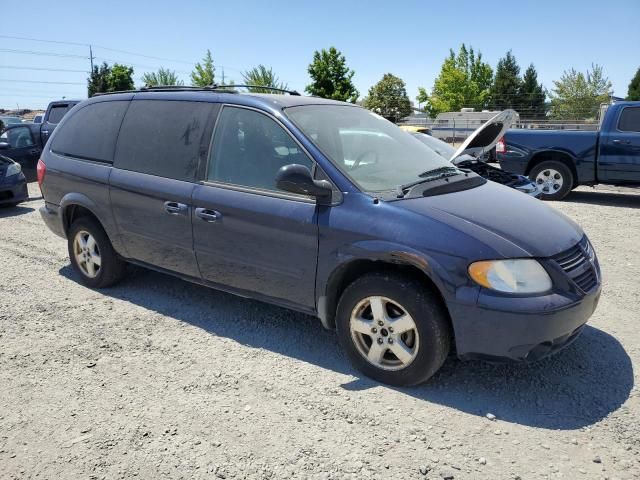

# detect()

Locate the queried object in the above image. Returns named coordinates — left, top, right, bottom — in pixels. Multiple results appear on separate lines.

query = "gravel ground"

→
left=1, top=182, right=639, bottom=480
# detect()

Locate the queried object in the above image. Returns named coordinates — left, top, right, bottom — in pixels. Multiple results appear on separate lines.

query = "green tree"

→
left=241, top=65, right=288, bottom=93
left=518, top=64, right=547, bottom=119
left=417, top=44, right=493, bottom=116
left=191, top=50, right=215, bottom=86
left=87, top=62, right=111, bottom=97
left=491, top=51, right=521, bottom=110
left=141, top=67, right=183, bottom=87
left=305, top=47, right=358, bottom=102
left=549, top=64, right=612, bottom=120
left=363, top=73, right=412, bottom=122
left=627, top=67, right=640, bottom=101
left=108, top=64, right=134, bottom=92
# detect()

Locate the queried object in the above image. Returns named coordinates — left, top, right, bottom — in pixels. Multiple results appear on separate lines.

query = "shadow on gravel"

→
left=564, top=190, right=640, bottom=208
left=0, top=205, right=35, bottom=217
left=60, top=264, right=633, bottom=431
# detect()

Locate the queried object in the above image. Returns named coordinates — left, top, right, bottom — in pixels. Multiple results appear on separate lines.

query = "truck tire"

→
left=529, top=161, right=574, bottom=200
left=336, top=273, right=451, bottom=386
left=67, top=216, right=127, bottom=288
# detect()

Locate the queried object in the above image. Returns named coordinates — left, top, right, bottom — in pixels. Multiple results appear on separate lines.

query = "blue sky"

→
left=1, top=0, right=638, bottom=109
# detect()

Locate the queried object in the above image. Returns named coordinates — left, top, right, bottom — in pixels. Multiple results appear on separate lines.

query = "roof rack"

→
left=93, top=84, right=300, bottom=97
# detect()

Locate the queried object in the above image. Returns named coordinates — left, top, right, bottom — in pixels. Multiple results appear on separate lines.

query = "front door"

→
left=0, top=126, right=41, bottom=170
left=110, top=99, right=218, bottom=278
left=599, top=106, right=640, bottom=183
left=192, top=105, right=319, bottom=309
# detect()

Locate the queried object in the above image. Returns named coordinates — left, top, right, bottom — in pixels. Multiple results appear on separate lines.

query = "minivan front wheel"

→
left=336, top=273, right=451, bottom=386
left=67, top=217, right=126, bottom=288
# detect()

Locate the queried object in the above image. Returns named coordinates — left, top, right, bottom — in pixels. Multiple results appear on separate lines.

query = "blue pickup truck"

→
left=497, top=101, right=640, bottom=200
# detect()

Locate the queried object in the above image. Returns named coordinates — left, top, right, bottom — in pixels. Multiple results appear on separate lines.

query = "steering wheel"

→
left=351, top=150, right=378, bottom=170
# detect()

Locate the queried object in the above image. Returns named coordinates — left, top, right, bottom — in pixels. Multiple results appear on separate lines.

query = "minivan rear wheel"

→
left=336, top=273, right=451, bottom=386
left=67, top=217, right=126, bottom=288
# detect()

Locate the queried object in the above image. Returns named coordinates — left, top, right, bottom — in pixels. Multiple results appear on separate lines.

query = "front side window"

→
left=207, top=106, right=313, bottom=191
left=286, top=105, right=452, bottom=193
left=114, top=100, right=217, bottom=182
left=618, top=107, right=640, bottom=132
left=47, top=105, right=72, bottom=124
left=0, top=126, right=34, bottom=148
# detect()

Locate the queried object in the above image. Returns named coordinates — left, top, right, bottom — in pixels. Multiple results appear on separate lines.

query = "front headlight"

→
left=6, top=162, right=21, bottom=177
left=468, top=259, right=552, bottom=294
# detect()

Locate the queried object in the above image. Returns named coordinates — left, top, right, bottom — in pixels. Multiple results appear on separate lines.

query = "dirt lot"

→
left=1, top=183, right=639, bottom=480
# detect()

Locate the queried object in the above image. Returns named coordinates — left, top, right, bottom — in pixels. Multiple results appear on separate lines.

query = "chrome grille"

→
left=552, top=237, right=597, bottom=292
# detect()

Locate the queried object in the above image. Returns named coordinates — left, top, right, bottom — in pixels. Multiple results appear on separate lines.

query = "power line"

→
left=0, top=34, right=89, bottom=47
left=0, top=65, right=90, bottom=73
left=0, top=79, right=85, bottom=85
left=0, top=48, right=88, bottom=59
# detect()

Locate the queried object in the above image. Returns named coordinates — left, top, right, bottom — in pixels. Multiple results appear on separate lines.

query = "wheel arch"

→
left=525, top=150, right=578, bottom=188
left=318, top=256, right=453, bottom=333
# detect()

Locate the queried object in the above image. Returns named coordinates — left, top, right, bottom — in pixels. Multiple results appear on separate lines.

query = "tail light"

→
left=496, top=137, right=506, bottom=154
left=37, top=158, right=46, bottom=188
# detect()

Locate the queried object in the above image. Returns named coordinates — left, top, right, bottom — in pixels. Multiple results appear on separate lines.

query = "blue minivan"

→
left=38, top=87, right=602, bottom=385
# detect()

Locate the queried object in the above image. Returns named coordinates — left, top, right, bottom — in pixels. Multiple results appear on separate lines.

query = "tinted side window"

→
left=208, top=106, right=313, bottom=191
left=51, top=101, right=129, bottom=162
left=618, top=107, right=640, bottom=132
left=47, top=105, right=72, bottom=124
left=1, top=126, right=34, bottom=148
left=114, top=100, right=217, bottom=182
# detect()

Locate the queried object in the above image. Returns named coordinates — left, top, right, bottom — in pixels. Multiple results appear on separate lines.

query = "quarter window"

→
left=618, top=107, right=640, bottom=132
left=114, top=100, right=217, bottom=182
left=51, top=101, right=129, bottom=162
left=208, top=106, right=313, bottom=191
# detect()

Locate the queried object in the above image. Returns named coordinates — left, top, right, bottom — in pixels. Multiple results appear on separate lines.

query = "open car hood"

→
left=450, top=109, right=516, bottom=161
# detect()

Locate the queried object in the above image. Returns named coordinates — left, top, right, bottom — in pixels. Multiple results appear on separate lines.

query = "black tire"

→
left=529, top=161, right=574, bottom=200
left=67, top=216, right=127, bottom=288
left=336, top=273, right=451, bottom=386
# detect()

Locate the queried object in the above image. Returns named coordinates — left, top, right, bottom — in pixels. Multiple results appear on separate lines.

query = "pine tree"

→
left=627, top=67, right=640, bottom=101
left=191, top=50, right=215, bottom=87
left=490, top=51, right=521, bottom=110
left=305, top=47, right=358, bottom=103
left=518, top=64, right=546, bottom=119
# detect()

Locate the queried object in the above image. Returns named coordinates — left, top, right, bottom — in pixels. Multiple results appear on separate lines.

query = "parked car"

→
left=38, top=88, right=601, bottom=386
left=0, top=100, right=79, bottom=170
left=33, top=113, right=44, bottom=124
left=407, top=115, right=539, bottom=197
left=497, top=101, right=640, bottom=200
left=0, top=154, right=28, bottom=207
left=0, top=116, right=23, bottom=127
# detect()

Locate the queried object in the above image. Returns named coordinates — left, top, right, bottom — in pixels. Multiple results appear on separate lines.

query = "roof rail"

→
left=93, top=84, right=300, bottom=97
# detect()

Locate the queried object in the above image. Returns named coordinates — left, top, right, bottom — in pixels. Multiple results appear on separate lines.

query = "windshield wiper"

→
left=395, top=166, right=463, bottom=198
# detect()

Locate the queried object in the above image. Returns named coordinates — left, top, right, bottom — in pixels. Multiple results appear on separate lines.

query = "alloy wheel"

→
left=73, top=230, right=102, bottom=278
left=349, top=296, right=420, bottom=371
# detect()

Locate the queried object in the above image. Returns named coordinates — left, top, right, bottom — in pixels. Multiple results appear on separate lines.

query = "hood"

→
left=397, top=181, right=583, bottom=258
left=450, top=110, right=516, bottom=161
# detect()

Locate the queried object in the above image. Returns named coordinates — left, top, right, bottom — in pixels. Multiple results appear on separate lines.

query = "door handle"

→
left=164, top=201, right=188, bottom=215
left=29, top=149, right=40, bottom=155
left=195, top=207, right=221, bottom=222
left=612, top=139, right=630, bottom=145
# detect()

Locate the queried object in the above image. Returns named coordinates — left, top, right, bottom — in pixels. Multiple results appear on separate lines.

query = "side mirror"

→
left=0, top=142, right=9, bottom=150
left=276, top=164, right=333, bottom=198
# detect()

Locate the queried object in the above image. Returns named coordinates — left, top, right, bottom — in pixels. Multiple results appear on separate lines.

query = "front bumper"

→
left=0, top=173, right=28, bottom=205
left=450, top=286, right=602, bottom=362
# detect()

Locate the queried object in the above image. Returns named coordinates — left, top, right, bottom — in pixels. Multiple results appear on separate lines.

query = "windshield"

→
left=285, top=105, right=452, bottom=192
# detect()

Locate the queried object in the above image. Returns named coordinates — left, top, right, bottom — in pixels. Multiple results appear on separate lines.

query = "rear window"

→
left=51, top=101, right=129, bottom=162
left=114, top=100, right=217, bottom=182
left=618, top=107, right=640, bottom=132
left=47, top=105, right=73, bottom=124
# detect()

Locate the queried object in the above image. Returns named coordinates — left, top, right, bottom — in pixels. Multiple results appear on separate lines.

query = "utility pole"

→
left=221, top=67, right=225, bottom=85
left=89, top=45, right=95, bottom=72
